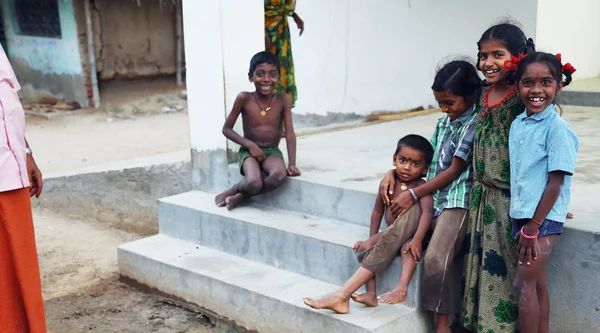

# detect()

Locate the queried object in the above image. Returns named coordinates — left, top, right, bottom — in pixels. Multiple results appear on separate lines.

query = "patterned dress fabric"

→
left=461, top=88, right=524, bottom=333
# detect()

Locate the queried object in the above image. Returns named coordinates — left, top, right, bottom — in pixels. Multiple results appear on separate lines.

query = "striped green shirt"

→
left=427, top=105, right=477, bottom=217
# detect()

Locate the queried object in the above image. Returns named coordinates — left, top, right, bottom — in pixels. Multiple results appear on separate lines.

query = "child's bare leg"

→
left=259, top=156, right=287, bottom=193
left=219, top=158, right=263, bottom=210
left=351, top=277, right=378, bottom=307
left=379, top=248, right=416, bottom=304
left=351, top=241, right=379, bottom=307
left=304, top=267, right=374, bottom=314
left=514, top=235, right=557, bottom=333
left=537, top=265, right=550, bottom=333
left=435, top=314, right=451, bottom=333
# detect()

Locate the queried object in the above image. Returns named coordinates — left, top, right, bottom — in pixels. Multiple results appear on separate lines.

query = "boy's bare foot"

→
left=351, top=292, right=378, bottom=307
left=303, top=294, right=350, bottom=314
left=215, top=188, right=236, bottom=207
left=378, top=287, right=407, bottom=304
left=225, top=193, right=246, bottom=210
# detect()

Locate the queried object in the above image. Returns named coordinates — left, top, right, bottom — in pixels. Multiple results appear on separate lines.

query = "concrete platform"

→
left=158, top=191, right=424, bottom=308
left=118, top=235, right=433, bottom=333
left=228, top=165, right=376, bottom=227
left=559, top=76, right=600, bottom=107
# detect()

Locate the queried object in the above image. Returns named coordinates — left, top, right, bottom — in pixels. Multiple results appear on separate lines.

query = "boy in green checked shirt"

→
left=380, top=61, right=480, bottom=333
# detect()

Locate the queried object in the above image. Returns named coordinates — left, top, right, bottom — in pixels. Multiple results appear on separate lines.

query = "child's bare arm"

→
left=518, top=171, right=565, bottom=264
left=369, top=187, right=386, bottom=237
left=413, top=193, right=433, bottom=242
left=402, top=193, right=433, bottom=262
left=390, top=157, right=467, bottom=217
left=222, top=92, right=265, bottom=161
left=282, top=94, right=300, bottom=176
left=222, top=92, right=252, bottom=147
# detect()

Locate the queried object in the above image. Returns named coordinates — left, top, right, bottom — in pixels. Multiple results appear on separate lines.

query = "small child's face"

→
left=479, top=40, right=512, bottom=85
left=433, top=90, right=472, bottom=121
left=249, top=63, right=279, bottom=96
left=518, top=62, right=561, bottom=116
left=393, top=147, right=428, bottom=183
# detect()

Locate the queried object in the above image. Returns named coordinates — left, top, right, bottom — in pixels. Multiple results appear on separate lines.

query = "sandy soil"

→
left=35, top=209, right=235, bottom=333
left=28, top=80, right=238, bottom=332
left=26, top=101, right=190, bottom=175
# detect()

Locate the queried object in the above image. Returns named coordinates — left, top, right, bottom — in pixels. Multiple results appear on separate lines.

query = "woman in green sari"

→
left=264, top=0, right=304, bottom=108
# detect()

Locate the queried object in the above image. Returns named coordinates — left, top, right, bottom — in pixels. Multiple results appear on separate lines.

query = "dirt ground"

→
left=27, top=79, right=241, bottom=333
left=26, top=79, right=190, bottom=175
left=34, top=208, right=238, bottom=333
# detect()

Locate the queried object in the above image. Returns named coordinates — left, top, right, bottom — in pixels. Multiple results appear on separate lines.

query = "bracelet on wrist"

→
left=520, top=226, right=539, bottom=239
left=531, top=218, right=542, bottom=226
left=408, top=189, right=419, bottom=202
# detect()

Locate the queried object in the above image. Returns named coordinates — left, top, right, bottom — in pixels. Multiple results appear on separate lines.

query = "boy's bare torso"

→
left=241, top=92, right=286, bottom=148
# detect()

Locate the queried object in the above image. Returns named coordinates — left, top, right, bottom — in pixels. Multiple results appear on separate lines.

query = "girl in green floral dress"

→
left=461, top=23, right=535, bottom=333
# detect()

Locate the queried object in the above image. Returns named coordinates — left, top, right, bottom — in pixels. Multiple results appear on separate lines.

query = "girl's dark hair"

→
left=476, top=22, right=536, bottom=71
left=514, top=52, right=574, bottom=87
left=249, top=51, right=279, bottom=75
left=395, top=134, right=434, bottom=166
left=477, top=22, right=535, bottom=85
left=432, top=60, right=483, bottom=97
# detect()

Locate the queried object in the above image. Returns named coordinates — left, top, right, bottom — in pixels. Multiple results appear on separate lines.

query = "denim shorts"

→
left=511, top=218, right=564, bottom=241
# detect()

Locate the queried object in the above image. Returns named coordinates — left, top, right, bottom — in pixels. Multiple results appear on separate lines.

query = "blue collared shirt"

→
left=509, top=104, right=578, bottom=222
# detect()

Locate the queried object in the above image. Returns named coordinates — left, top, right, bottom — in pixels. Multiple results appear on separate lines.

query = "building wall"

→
left=1, top=0, right=88, bottom=106
left=87, top=0, right=182, bottom=80
left=536, top=0, right=600, bottom=79
left=219, top=0, right=538, bottom=116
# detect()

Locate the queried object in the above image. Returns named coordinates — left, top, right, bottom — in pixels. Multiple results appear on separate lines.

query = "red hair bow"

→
left=504, top=53, right=527, bottom=70
left=562, top=63, right=577, bottom=74
left=555, top=53, right=577, bottom=73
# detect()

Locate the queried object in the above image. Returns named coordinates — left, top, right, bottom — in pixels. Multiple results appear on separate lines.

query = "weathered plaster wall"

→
left=1, top=0, right=88, bottom=106
left=89, top=0, right=183, bottom=80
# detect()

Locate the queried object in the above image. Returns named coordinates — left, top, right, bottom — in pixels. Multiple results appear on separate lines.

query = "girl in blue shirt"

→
left=508, top=52, right=578, bottom=333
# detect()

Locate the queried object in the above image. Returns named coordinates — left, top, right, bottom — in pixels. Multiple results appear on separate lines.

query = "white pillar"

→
left=183, top=0, right=228, bottom=191
left=182, top=0, right=263, bottom=191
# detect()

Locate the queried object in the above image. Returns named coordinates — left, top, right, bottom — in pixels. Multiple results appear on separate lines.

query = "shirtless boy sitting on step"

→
left=215, top=51, right=300, bottom=210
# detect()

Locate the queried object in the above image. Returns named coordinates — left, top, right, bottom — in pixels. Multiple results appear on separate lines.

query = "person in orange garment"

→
left=0, top=44, right=47, bottom=333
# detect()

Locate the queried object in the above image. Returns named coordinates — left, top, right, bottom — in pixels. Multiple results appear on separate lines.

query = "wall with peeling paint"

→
left=87, top=0, right=182, bottom=80
left=0, top=0, right=88, bottom=106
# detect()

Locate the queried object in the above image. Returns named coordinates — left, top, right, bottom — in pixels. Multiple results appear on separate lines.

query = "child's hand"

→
left=379, top=171, right=396, bottom=206
left=249, top=144, right=266, bottom=162
left=353, top=240, right=364, bottom=252
left=402, top=239, right=423, bottom=263
left=287, top=165, right=301, bottom=177
left=390, top=191, right=415, bottom=218
left=517, top=230, right=538, bottom=266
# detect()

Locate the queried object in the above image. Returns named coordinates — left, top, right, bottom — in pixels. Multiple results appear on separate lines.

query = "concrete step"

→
left=227, top=165, right=375, bottom=227
left=158, top=190, right=423, bottom=308
left=118, top=235, right=432, bottom=333
left=558, top=90, right=600, bottom=107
